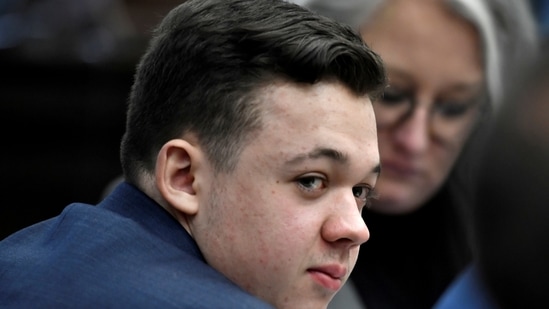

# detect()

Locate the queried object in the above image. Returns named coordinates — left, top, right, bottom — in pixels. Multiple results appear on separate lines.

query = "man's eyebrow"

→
left=284, top=147, right=348, bottom=166
left=284, top=147, right=381, bottom=178
left=372, top=163, right=381, bottom=180
left=372, top=163, right=381, bottom=176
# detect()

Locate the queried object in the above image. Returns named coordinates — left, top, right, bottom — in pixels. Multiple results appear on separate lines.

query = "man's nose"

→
left=321, top=193, right=370, bottom=248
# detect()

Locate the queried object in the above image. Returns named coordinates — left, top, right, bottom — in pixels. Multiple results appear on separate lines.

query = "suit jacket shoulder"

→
left=0, top=182, right=274, bottom=309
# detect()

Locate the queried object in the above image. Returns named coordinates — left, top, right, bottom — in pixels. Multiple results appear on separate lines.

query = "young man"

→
left=0, top=0, right=386, bottom=308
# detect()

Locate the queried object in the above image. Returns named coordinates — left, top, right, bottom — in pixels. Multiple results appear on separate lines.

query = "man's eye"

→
left=297, top=176, right=325, bottom=192
left=353, top=185, right=378, bottom=208
left=352, top=186, right=370, bottom=200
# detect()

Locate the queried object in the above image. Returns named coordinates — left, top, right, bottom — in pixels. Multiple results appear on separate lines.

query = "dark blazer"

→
left=0, top=182, right=274, bottom=309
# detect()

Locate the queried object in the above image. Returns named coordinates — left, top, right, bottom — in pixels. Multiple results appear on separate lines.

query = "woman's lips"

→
left=382, top=160, right=420, bottom=178
left=307, top=265, right=346, bottom=291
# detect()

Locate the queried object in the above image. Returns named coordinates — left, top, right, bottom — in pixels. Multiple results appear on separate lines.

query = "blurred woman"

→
left=291, top=0, right=539, bottom=308
left=434, top=39, right=549, bottom=309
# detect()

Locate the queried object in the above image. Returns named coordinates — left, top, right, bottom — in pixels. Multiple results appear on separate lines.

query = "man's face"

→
left=190, top=80, right=380, bottom=308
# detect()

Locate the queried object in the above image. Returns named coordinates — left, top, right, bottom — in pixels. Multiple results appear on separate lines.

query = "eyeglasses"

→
left=373, top=86, right=486, bottom=141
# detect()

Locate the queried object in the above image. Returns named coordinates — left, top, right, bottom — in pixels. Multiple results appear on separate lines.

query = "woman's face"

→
left=361, top=0, right=484, bottom=214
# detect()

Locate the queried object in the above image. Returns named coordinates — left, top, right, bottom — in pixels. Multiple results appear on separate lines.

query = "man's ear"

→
left=155, top=139, right=202, bottom=215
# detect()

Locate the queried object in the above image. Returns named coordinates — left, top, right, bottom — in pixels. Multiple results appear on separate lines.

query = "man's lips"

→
left=307, top=264, right=346, bottom=291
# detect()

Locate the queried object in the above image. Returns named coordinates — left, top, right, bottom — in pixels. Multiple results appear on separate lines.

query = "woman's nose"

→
left=393, top=108, right=430, bottom=155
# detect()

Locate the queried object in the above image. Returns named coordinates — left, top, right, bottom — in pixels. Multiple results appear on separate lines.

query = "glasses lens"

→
left=373, top=88, right=412, bottom=128
left=374, top=89, right=483, bottom=141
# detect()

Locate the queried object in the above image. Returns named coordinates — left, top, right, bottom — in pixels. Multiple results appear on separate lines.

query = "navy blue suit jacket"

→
left=0, top=182, right=274, bottom=309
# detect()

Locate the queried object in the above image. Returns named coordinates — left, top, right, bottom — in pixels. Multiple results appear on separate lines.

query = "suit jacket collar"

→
left=97, top=181, right=204, bottom=261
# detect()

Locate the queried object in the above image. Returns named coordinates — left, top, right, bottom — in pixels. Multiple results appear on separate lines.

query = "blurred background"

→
left=1, top=0, right=548, bottom=240
left=0, top=0, right=181, bottom=239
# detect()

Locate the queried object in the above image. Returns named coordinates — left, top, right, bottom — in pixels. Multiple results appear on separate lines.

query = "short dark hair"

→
left=120, top=0, right=386, bottom=184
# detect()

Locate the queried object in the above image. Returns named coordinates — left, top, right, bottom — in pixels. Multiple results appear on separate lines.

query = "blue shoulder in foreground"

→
left=433, top=264, right=500, bottom=309
left=0, top=182, right=274, bottom=309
